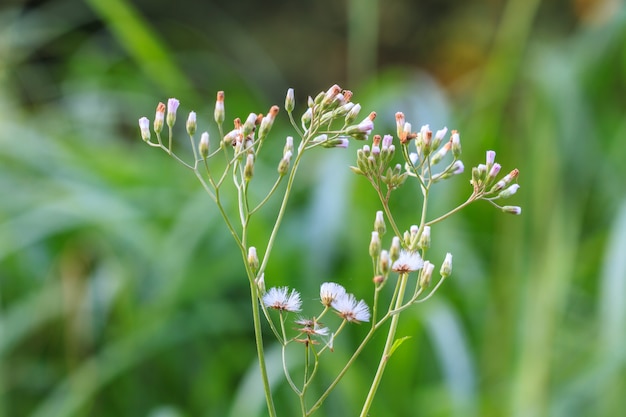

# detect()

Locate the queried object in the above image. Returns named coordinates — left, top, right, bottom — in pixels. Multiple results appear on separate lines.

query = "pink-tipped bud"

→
left=430, top=141, right=451, bottom=165
left=166, top=98, right=180, bottom=127
left=186, top=111, right=197, bottom=136
left=285, top=88, right=295, bottom=112
left=214, top=91, right=225, bottom=125
left=486, top=150, right=496, bottom=166
left=440, top=253, right=453, bottom=278
left=452, top=160, right=464, bottom=174
left=395, top=112, right=406, bottom=142
left=154, top=102, right=165, bottom=133
left=259, top=105, right=279, bottom=138
left=138, top=117, right=151, bottom=141
left=420, top=125, right=432, bottom=149
left=491, top=168, right=520, bottom=192
left=487, top=163, right=501, bottom=182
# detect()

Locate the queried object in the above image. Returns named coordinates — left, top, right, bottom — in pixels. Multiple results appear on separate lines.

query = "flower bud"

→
left=244, top=153, right=255, bottom=181
left=186, top=111, right=197, bottom=136
left=154, top=102, right=165, bottom=134
left=255, top=273, right=266, bottom=294
left=498, top=183, right=520, bottom=199
left=301, top=108, right=312, bottom=127
left=486, top=150, right=496, bottom=167
left=199, top=132, right=210, bottom=158
left=214, top=91, right=225, bottom=125
left=418, top=226, right=431, bottom=250
left=166, top=98, right=180, bottom=128
left=487, top=163, right=501, bottom=183
left=259, top=105, right=279, bottom=138
left=430, top=141, right=451, bottom=165
left=451, top=130, right=461, bottom=158
left=248, top=246, right=259, bottom=273
left=138, top=117, right=151, bottom=141
left=419, top=125, right=432, bottom=155
left=345, top=103, right=361, bottom=124
left=374, top=210, right=386, bottom=236
left=242, top=113, right=257, bottom=138
left=379, top=250, right=390, bottom=276
left=369, top=231, right=381, bottom=259
left=440, top=253, right=453, bottom=278
left=502, top=205, right=522, bottom=215
left=278, top=150, right=292, bottom=175
left=491, top=169, right=520, bottom=193
left=284, top=136, right=294, bottom=155
left=395, top=112, right=406, bottom=142
left=420, top=261, right=434, bottom=288
left=389, top=236, right=401, bottom=263
left=285, top=88, right=295, bottom=112
left=433, top=127, right=448, bottom=149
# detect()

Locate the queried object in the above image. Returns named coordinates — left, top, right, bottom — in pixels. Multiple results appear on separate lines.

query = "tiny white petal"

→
left=392, top=250, right=424, bottom=273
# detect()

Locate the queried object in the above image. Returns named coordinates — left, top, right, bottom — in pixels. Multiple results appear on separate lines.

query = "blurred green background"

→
left=1, top=0, right=626, bottom=416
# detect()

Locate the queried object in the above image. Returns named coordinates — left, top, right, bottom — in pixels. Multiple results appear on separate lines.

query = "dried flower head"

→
left=320, top=282, right=347, bottom=307
left=263, top=287, right=302, bottom=312
left=392, top=250, right=424, bottom=273
left=331, top=293, right=370, bottom=323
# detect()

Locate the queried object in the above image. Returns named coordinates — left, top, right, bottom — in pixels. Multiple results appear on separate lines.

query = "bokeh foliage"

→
left=1, top=0, right=626, bottom=416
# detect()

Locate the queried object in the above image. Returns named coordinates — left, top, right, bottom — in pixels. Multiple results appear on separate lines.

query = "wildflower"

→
left=433, top=127, right=448, bottom=148
left=294, top=318, right=329, bottom=336
left=392, top=250, right=424, bottom=273
left=332, top=293, right=370, bottom=323
left=166, top=98, right=180, bottom=127
left=320, top=282, right=347, bottom=307
left=259, top=105, right=279, bottom=138
left=138, top=117, right=150, bottom=141
left=278, top=150, right=292, bottom=176
left=263, top=287, right=302, bottom=312
left=486, top=150, right=496, bottom=166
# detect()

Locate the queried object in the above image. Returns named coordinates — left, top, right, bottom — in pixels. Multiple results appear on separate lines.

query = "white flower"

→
left=331, top=293, right=370, bottom=323
left=263, top=287, right=302, bottom=312
left=320, top=282, right=347, bottom=307
left=392, top=250, right=424, bottom=273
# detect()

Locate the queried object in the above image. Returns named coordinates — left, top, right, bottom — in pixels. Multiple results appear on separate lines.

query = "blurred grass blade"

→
left=83, top=0, right=195, bottom=97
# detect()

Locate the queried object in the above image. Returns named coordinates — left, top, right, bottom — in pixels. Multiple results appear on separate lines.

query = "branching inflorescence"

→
left=138, top=84, right=521, bottom=417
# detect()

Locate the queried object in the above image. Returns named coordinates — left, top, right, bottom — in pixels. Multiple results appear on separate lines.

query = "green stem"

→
left=426, top=193, right=478, bottom=226
left=359, top=273, right=409, bottom=417
left=249, top=279, right=278, bottom=417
